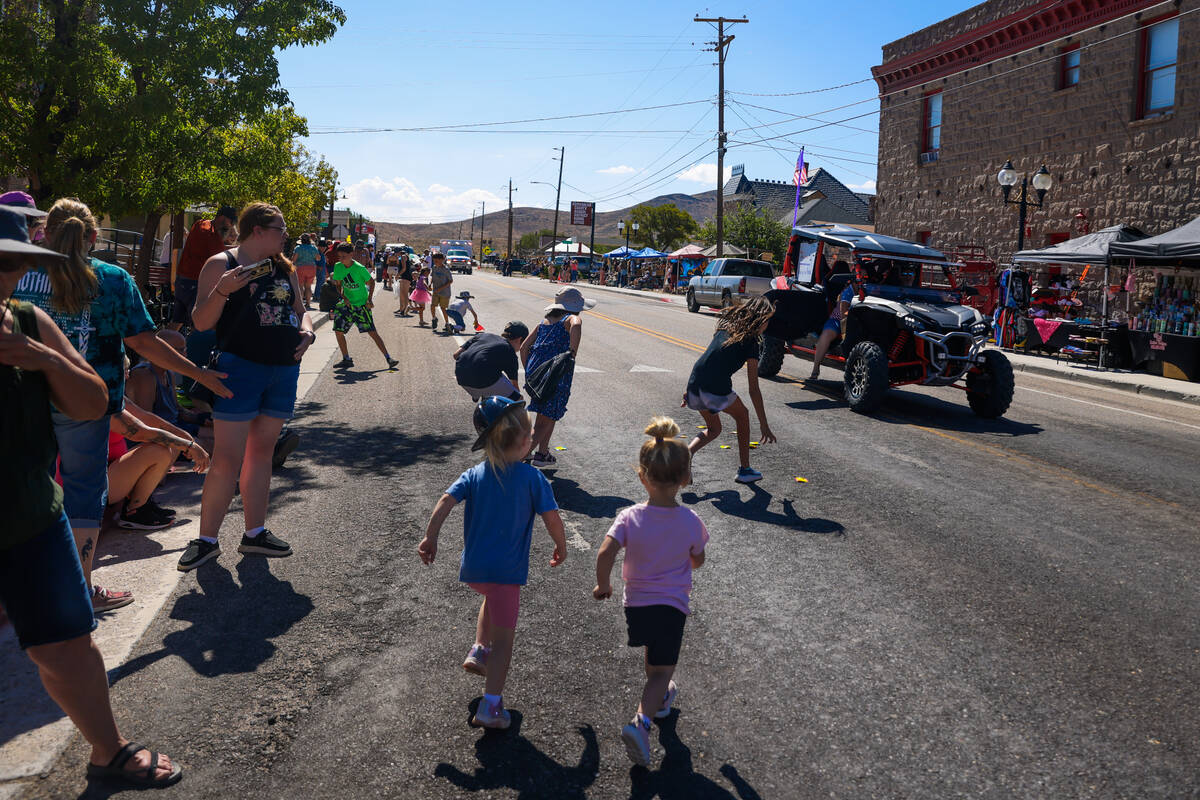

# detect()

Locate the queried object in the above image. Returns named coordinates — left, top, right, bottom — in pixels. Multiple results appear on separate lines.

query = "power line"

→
left=727, top=77, right=875, bottom=97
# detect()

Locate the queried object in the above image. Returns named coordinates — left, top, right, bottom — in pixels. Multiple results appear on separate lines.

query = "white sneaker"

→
left=471, top=698, right=511, bottom=730
left=654, top=680, right=678, bottom=719
left=621, top=718, right=652, bottom=767
left=735, top=466, right=763, bottom=484
left=463, top=644, right=489, bottom=676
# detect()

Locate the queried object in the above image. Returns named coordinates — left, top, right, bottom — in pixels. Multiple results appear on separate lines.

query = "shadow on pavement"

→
left=109, top=558, right=312, bottom=684
left=878, top=391, right=1044, bottom=437
left=549, top=475, right=637, bottom=519
left=278, top=420, right=463, bottom=477
left=435, top=699, right=598, bottom=798
left=681, top=484, right=844, bottom=535
left=629, top=711, right=762, bottom=800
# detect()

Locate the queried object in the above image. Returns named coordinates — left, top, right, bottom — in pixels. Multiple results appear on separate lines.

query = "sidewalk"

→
left=0, top=312, right=334, bottom=800
left=516, top=274, right=1200, bottom=407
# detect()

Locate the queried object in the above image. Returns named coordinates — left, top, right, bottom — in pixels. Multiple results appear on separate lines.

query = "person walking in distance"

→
left=394, top=251, right=414, bottom=316
left=177, top=203, right=316, bottom=572
left=683, top=295, right=777, bottom=484
left=418, top=396, right=567, bottom=729
left=520, top=286, right=595, bottom=468
left=593, top=416, right=708, bottom=768
left=292, top=233, right=320, bottom=308
left=329, top=242, right=397, bottom=370
left=409, top=266, right=432, bottom=327
left=429, top=252, right=454, bottom=333
left=0, top=208, right=183, bottom=787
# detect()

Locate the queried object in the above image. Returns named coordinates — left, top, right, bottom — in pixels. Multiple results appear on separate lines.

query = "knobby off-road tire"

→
left=966, top=349, right=1015, bottom=418
left=686, top=289, right=700, bottom=313
left=757, top=335, right=785, bottom=377
left=844, top=341, right=889, bottom=414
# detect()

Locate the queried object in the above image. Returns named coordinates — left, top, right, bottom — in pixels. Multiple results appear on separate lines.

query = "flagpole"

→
left=791, top=148, right=805, bottom=228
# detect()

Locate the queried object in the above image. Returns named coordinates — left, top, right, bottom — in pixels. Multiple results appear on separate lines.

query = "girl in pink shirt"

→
left=593, top=416, right=709, bottom=768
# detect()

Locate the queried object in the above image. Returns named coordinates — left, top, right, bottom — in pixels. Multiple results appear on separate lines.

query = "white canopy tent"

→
left=544, top=241, right=593, bottom=255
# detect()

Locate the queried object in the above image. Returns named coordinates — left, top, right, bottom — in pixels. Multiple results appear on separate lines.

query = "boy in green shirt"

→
left=330, top=243, right=397, bottom=370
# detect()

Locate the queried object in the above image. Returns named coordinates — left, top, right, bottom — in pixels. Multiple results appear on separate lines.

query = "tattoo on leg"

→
left=80, top=537, right=94, bottom=563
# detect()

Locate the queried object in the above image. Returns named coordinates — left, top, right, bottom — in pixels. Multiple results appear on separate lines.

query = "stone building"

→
left=872, top=0, right=1199, bottom=261
left=721, top=165, right=874, bottom=229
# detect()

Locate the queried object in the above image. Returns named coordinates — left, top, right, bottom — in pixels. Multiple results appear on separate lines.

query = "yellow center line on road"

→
left=480, top=275, right=1181, bottom=512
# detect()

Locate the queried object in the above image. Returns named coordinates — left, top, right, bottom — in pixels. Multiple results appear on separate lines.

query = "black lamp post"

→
left=617, top=219, right=639, bottom=251
left=997, top=160, right=1053, bottom=252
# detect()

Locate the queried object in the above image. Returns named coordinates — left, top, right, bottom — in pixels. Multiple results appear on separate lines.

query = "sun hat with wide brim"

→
left=471, top=396, right=527, bottom=452
left=0, top=209, right=66, bottom=265
left=0, top=191, right=48, bottom=219
left=544, top=286, right=597, bottom=314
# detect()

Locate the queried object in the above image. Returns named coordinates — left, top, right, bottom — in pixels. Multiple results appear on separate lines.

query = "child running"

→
left=682, top=295, right=777, bottom=483
left=418, top=396, right=567, bottom=730
left=593, top=417, right=708, bottom=768
left=409, top=266, right=432, bottom=326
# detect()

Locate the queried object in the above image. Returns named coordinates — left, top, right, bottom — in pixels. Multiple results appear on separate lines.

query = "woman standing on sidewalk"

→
left=520, top=286, right=595, bottom=467
left=178, top=203, right=316, bottom=572
left=0, top=208, right=183, bottom=787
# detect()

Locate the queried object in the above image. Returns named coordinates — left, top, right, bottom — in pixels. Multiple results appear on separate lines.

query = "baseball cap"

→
left=0, top=209, right=67, bottom=265
left=0, top=191, right=47, bottom=218
left=471, top=396, right=526, bottom=451
left=501, top=321, right=528, bottom=340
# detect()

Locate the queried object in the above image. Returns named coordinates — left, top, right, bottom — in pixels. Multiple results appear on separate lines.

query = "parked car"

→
left=759, top=224, right=1012, bottom=417
left=445, top=248, right=473, bottom=274
left=685, top=258, right=776, bottom=312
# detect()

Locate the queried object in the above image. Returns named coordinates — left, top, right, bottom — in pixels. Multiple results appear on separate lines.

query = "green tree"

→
left=518, top=228, right=554, bottom=254
left=697, top=206, right=789, bottom=261
left=629, top=203, right=697, bottom=251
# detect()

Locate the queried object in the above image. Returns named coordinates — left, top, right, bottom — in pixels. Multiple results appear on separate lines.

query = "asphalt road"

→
left=31, top=272, right=1200, bottom=799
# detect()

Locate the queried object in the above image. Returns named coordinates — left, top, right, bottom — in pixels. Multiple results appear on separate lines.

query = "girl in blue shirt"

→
left=418, top=396, right=567, bottom=730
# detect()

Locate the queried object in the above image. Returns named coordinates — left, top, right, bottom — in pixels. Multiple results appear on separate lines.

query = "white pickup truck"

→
left=685, top=258, right=776, bottom=312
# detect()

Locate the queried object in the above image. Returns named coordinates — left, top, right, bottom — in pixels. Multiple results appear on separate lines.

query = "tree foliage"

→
left=518, top=228, right=555, bottom=254
left=698, top=205, right=790, bottom=260
left=629, top=203, right=697, bottom=251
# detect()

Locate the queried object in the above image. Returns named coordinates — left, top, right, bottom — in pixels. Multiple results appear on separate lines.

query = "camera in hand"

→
left=239, top=258, right=274, bottom=281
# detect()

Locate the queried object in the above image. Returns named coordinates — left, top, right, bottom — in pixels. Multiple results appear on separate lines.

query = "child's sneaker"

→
left=653, top=680, right=678, bottom=719
left=386, top=357, right=399, bottom=370
left=620, top=716, right=652, bottom=767
left=735, top=466, right=763, bottom=484
left=336, top=356, right=353, bottom=368
left=463, top=644, right=489, bottom=676
left=470, top=697, right=511, bottom=730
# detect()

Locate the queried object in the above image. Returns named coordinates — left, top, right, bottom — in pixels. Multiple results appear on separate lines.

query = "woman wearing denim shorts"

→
left=178, top=203, right=316, bottom=572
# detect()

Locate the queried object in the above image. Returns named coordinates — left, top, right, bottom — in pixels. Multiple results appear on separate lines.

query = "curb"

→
left=1009, top=357, right=1200, bottom=406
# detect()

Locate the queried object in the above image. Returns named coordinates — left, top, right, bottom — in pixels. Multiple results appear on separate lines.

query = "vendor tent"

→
left=1013, top=224, right=1147, bottom=264
left=545, top=241, right=592, bottom=254
left=669, top=244, right=706, bottom=258
left=700, top=243, right=746, bottom=257
left=603, top=245, right=636, bottom=258
left=1110, top=215, right=1200, bottom=262
left=630, top=247, right=668, bottom=258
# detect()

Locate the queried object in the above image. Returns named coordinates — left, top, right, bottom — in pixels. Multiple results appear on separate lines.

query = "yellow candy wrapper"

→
left=719, top=445, right=730, bottom=449
left=554, top=447, right=567, bottom=451
left=794, top=476, right=808, bottom=483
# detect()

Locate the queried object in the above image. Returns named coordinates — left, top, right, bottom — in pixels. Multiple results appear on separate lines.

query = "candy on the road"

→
left=795, top=477, right=808, bottom=483
left=554, top=446, right=566, bottom=451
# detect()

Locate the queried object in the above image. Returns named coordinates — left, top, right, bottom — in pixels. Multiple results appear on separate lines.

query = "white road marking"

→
left=453, top=336, right=469, bottom=346
left=630, top=364, right=672, bottom=372
left=574, top=365, right=602, bottom=373
left=1018, top=386, right=1200, bottom=432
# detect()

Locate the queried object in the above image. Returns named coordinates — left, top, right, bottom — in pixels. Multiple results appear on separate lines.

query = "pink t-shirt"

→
left=606, top=503, right=709, bottom=614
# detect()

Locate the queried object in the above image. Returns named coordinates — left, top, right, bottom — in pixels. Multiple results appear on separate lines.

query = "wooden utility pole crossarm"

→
left=694, top=15, right=747, bottom=259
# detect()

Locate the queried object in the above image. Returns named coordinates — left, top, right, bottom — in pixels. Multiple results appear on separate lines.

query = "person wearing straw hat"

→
left=0, top=208, right=184, bottom=787
left=519, top=286, right=596, bottom=468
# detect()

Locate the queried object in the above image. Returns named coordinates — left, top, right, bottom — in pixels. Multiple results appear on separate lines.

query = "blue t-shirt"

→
left=13, top=258, right=155, bottom=416
left=293, top=243, right=319, bottom=267
left=447, top=461, right=558, bottom=585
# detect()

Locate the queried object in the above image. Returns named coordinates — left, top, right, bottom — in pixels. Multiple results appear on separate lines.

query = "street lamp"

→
left=997, top=160, right=1053, bottom=251
left=617, top=219, right=640, bottom=251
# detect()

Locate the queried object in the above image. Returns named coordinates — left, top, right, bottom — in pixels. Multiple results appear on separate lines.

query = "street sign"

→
left=570, top=201, right=594, bottom=227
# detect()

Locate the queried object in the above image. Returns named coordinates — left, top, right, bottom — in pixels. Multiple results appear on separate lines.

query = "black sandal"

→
left=86, top=741, right=183, bottom=787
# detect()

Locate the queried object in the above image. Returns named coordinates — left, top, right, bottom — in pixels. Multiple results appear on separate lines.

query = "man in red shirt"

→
left=169, top=205, right=237, bottom=331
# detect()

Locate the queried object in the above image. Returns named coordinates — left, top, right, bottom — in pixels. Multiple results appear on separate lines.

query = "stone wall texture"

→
left=875, top=0, right=1200, bottom=263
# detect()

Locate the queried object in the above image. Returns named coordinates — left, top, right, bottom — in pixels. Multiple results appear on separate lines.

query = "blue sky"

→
left=278, top=0, right=973, bottom=223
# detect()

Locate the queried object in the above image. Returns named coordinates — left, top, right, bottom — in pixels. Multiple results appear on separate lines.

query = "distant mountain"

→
left=373, top=190, right=717, bottom=254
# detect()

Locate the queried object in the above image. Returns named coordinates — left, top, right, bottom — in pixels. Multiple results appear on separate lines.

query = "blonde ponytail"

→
left=43, top=198, right=99, bottom=315
left=638, top=416, right=690, bottom=486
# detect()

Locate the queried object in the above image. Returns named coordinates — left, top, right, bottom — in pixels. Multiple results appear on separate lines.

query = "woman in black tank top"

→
left=186, top=203, right=315, bottom=570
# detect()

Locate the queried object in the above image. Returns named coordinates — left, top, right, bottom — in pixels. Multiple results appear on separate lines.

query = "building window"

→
left=921, top=92, right=942, bottom=160
left=1140, top=17, right=1178, bottom=117
left=1059, top=46, right=1080, bottom=89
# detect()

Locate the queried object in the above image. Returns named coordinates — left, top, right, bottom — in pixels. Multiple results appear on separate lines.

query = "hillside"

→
left=373, top=190, right=717, bottom=254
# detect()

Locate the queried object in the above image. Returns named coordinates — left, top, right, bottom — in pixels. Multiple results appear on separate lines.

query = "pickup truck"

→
left=685, top=258, right=776, bottom=312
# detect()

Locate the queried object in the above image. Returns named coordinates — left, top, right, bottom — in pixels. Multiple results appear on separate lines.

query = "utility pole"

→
left=551, top=146, right=564, bottom=260
left=469, top=208, right=475, bottom=243
left=694, top=14, right=747, bottom=258
left=506, top=178, right=514, bottom=260
left=478, top=201, right=485, bottom=263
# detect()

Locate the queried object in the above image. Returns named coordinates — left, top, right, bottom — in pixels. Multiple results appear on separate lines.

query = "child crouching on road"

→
left=682, top=295, right=777, bottom=483
left=445, top=290, right=480, bottom=334
left=594, top=416, right=708, bottom=768
left=418, top=396, right=567, bottom=730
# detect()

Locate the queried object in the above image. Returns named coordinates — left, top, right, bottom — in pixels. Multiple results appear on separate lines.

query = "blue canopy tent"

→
left=603, top=245, right=637, bottom=259
left=630, top=247, right=668, bottom=258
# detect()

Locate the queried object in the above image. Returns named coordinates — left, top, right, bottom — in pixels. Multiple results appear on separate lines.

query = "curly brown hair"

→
left=716, top=294, right=775, bottom=346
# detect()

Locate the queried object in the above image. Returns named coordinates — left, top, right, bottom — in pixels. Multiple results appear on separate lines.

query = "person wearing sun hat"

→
left=0, top=208, right=184, bottom=787
left=519, top=286, right=596, bottom=468
left=0, top=190, right=48, bottom=242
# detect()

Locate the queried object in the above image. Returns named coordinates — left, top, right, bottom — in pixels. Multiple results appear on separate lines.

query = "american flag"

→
left=793, top=149, right=808, bottom=186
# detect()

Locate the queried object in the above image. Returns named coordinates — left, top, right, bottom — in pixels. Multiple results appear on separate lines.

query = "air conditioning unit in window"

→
left=919, top=150, right=940, bottom=165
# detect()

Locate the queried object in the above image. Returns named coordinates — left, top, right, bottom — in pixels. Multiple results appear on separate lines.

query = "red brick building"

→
left=872, top=0, right=1199, bottom=261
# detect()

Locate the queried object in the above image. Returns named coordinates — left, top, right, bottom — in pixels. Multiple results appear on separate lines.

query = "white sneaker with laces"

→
left=654, top=680, right=678, bottom=719
left=735, top=466, right=763, bottom=484
left=463, top=644, right=489, bottom=676
left=620, top=718, right=652, bottom=767
left=471, top=698, right=511, bottom=730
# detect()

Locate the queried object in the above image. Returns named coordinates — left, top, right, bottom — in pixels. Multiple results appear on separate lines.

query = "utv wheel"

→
left=686, top=289, right=700, bottom=313
left=966, top=349, right=1015, bottom=418
left=720, top=291, right=732, bottom=309
left=758, top=335, right=785, bottom=378
left=843, top=341, right=889, bottom=414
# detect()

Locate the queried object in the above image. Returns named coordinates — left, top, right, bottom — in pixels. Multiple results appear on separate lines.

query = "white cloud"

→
left=345, top=177, right=502, bottom=223
left=675, top=163, right=733, bottom=184
left=846, top=179, right=877, bottom=193
left=596, top=165, right=636, bottom=175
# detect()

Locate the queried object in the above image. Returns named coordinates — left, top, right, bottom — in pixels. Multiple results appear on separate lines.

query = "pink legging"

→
left=467, top=582, right=521, bottom=629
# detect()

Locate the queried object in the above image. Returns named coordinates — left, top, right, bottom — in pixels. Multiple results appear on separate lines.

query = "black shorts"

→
left=625, top=605, right=687, bottom=666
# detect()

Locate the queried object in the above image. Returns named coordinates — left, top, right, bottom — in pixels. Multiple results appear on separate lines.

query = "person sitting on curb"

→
left=446, top=290, right=480, bottom=334
left=453, top=321, right=528, bottom=401
left=330, top=242, right=398, bottom=370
